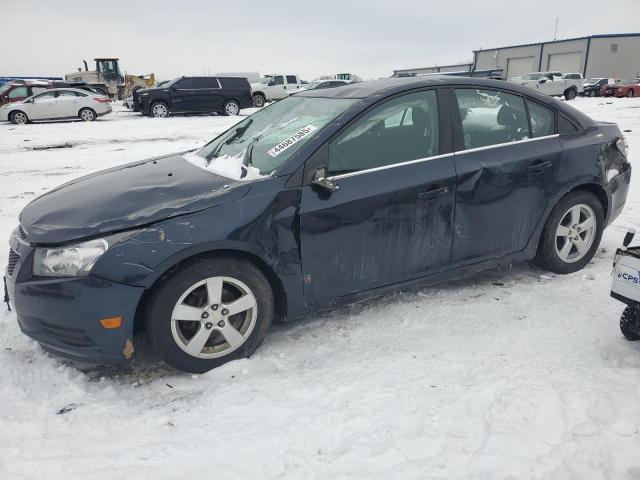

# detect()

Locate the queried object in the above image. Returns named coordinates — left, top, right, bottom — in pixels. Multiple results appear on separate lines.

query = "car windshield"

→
left=585, top=78, right=602, bottom=84
left=258, top=77, right=272, bottom=84
left=190, top=96, right=358, bottom=179
left=304, top=82, right=321, bottom=89
left=524, top=73, right=543, bottom=80
left=619, top=79, right=639, bottom=85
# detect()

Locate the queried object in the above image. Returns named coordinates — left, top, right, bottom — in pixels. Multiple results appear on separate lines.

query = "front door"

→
left=299, top=89, right=456, bottom=305
left=451, top=87, right=561, bottom=263
left=28, top=91, right=59, bottom=119
left=269, top=76, right=287, bottom=99
left=171, top=78, right=199, bottom=112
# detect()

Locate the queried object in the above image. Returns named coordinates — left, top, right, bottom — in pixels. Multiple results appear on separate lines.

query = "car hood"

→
left=20, top=152, right=252, bottom=244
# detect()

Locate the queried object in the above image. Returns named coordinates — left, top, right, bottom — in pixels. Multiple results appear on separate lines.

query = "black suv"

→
left=134, top=76, right=253, bottom=117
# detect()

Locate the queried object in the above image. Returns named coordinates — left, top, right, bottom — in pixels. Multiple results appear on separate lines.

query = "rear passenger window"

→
left=286, top=76, right=297, bottom=84
left=202, top=78, right=220, bottom=88
left=558, top=115, right=578, bottom=134
left=527, top=101, right=555, bottom=137
left=455, top=89, right=529, bottom=150
left=328, top=90, right=439, bottom=174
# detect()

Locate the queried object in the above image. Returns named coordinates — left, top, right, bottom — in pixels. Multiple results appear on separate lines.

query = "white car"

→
left=250, top=74, right=302, bottom=107
left=509, top=72, right=584, bottom=100
left=0, top=88, right=112, bottom=124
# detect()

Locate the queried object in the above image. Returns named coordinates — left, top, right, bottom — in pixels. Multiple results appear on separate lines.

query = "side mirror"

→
left=312, top=167, right=339, bottom=193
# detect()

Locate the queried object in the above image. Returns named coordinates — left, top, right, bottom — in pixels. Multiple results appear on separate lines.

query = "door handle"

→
left=528, top=160, right=552, bottom=174
left=418, top=186, right=449, bottom=200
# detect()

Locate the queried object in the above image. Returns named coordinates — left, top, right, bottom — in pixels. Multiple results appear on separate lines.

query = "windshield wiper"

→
left=207, top=119, right=253, bottom=161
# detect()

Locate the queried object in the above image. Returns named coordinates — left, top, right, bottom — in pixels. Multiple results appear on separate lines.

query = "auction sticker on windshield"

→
left=267, top=125, right=318, bottom=157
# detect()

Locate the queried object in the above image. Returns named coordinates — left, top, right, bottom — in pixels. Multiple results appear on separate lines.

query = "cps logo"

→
left=617, top=270, right=640, bottom=285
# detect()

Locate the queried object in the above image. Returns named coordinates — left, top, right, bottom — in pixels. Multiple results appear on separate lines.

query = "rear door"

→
left=194, top=77, right=223, bottom=112
left=450, top=87, right=561, bottom=264
left=299, top=89, right=456, bottom=305
left=56, top=90, right=84, bottom=117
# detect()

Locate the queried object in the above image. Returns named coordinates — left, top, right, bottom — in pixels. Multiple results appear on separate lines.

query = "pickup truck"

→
left=510, top=72, right=584, bottom=100
left=250, top=74, right=302, bottom=107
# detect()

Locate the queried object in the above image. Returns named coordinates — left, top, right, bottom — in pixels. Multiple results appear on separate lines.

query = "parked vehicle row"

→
left=582, top=78, right=616, bottom=97
left=602, top=78, right=640, bottom=98
left=5, top=76, right=630, bottom=373
left=0, top=88, right=112, bottom=124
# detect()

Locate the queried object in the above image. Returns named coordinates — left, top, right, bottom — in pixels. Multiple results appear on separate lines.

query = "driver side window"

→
left=328, top=90, right=439, bottom=175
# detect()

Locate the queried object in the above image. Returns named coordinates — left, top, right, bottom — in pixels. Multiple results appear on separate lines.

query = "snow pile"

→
left=1, top=98, right=640, bottom=479
left=182, top=149, right=264, bottom=181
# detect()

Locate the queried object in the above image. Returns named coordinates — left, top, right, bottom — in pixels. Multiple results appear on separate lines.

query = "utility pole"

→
left=553, top=17, right=558, bottom=41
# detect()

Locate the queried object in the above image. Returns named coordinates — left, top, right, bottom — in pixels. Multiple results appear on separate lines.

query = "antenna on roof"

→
left=553, top=18, right=558, bottom=41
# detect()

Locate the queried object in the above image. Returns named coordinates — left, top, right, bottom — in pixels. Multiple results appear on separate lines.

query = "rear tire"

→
left=151, top=101, right=169, bottom=118
left=564, top=88, right=577, bottom=100
left=532, top=191, right=604, bottom=274
left=253, top=94, right=266, bottom=108
left=222, top=99, right=240, bottom=116
left=145, top=256, right=274, bottom=373
left=626, top=90, right=635, bottom=98
left=620, top=306, right=640, bottom=341
left=9, top=110, right=28, bottom=125
left=79, top=108, right=96, bottom=122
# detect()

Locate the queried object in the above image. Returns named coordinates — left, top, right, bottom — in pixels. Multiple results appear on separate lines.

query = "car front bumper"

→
left=5, top=228, right=144, bottom=364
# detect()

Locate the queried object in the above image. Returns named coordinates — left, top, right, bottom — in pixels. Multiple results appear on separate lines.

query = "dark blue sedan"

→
left=5, top=76, right=631, bottom=372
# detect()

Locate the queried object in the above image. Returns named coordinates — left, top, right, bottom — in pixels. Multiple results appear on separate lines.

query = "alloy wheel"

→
left=80, top=109, right=95, bottom=121
left=12, top=112, right=27, bottom=124
left=225, top=102, right=240, bottom=115
left=152, top=103, right=168, bottom=118
left=170, top=276, right=258, bottom=359
left=555, top=204, right=596, bottom=263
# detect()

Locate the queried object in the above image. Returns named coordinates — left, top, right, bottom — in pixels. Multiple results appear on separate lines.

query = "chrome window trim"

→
left=328, top=152, right=454, bottom=180
left=455, top=133, right=560, bottom=156
left=326, top=134, right=559, bottom=181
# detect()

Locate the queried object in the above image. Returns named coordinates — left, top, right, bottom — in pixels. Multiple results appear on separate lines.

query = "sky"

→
left=2, top=0, right=640, bottom=81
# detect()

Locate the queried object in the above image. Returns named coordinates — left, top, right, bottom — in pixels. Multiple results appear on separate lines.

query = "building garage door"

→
left=506, top=56, right=536, bottom=79
left=548, top=52, right=582, bottom=73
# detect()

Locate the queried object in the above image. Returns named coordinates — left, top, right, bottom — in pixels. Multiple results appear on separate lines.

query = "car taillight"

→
left=616, top=136, right=629, bottom=158
left=93, top=97, right=109, bottom=103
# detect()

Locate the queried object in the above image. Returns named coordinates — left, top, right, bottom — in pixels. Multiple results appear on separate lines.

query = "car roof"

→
left=296, top=75, right=540, bottom=99
left=296, top=75, right=597, bottom=128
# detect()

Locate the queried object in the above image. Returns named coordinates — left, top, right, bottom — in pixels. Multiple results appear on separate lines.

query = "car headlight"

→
left=33, top=238, right=109, bottom=277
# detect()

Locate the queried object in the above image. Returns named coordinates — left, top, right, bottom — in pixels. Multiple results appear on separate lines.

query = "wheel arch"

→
left=526, top=181, right=610, bottom=256
left=134, top=247, right=289, bottom=333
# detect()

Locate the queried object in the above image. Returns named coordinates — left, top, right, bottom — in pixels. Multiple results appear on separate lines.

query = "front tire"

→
left=533, top=191, right=604, bottom=274
left=79, top=108, right=96, bottom=121
left=222, top=100, right=240, bottom=116
left=145, top=256, right=274, bottom=373
left=564, top=88, right=577, bottom=100
left=626, top=90, right=635, bottom=98
left=10, top=110, right=28, bottom=125
left=151, top=101, right=169, bottom=118
left=253, top=94, right=266, bottom=108
left=620, top=306, right=640, bottom=341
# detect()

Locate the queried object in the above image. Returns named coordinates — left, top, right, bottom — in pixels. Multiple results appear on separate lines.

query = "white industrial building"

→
left=394, top=33, right=640, bottom=80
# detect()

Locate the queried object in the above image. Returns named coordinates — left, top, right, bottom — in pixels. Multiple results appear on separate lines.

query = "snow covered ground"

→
left=1, top=99, right=640, bottom=479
